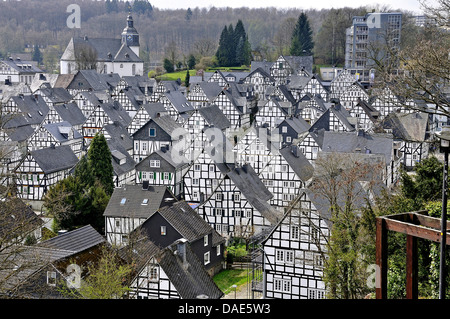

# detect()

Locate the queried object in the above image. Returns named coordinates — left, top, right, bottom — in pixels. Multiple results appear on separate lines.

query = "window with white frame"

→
left=276, top=249, right=294, bottom=264
left=160, top=226, right=166, bottom=235
left=308, top=288, right=325, bottom=299
left=204, top=251, right=210, bottom=265
left=274, top=278, right=291, bottom=293
left=291, top=225, right=300, bottom=240
left=150, top=160, right=160, bottom=168
left=204, top=235, right=208, bottom=246
left=148, top=265, right=159, bottom=282
left=47, top=271, right=57, bottom=286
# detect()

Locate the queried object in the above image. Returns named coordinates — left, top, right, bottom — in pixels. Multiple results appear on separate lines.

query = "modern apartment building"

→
left=345, top=12, right=402, bottom=83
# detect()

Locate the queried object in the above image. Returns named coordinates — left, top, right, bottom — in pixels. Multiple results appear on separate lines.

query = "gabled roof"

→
left=38, top=225, right=105, bottom=253
left=119, top=237, right=223, bottom=299
left=38, top=87, right=72, bottom=104
left=10, top=94, right=49, bottom=126
left=1, top=59, right=43, bottom=74
left=100, top=101, right=132, bottom=126
left=53, top=102, right=86, bottom=127
left=29, top=145, right=78, bottom=174
left=104, top=184, right=177, bottom=219
left=381, top=111, right=429, bottom=142
left=279, top=145, right=314, bottom=182
left=195, top=82, right=223, bottom=100
left=43, top=121, right=82, bottom=142
left=156, top=201, right=218, bottom=243
left=164, top=90, right=194, bottom=114
left=0, top=197, right=44, bottom=242
left=67, top=70, right=111, bottom=91
left=321, top=130, right=394, bottom=164
left=198, top=104, right=231, bottom=130
left=226, top=164, right=281, bottom=225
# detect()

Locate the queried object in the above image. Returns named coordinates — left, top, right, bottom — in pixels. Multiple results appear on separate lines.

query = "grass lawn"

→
left=155, top=66, right=251, bottom=82
left=213, top=269, right=249, bottom=293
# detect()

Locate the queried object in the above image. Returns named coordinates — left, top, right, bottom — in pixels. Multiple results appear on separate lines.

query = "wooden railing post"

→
left=376, top=217, right=388, bottom=299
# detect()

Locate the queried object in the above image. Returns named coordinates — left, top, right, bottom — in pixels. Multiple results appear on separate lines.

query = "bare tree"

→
left=75, top=43, right=98, bottom=71
left=372, top=1, right=450, bottom=116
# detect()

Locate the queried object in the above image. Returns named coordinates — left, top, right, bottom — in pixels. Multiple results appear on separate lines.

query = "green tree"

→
left=61, top=245, right=132, bottom=299
left=184, top=69, right=190, bottom=88
left=400, top=156, right=443, bottom=208
left=290, top=12, right=314, bottom=56
left=187, top=54, right=196, bottom=70
left=88, top=133, right=114, bottom=196
left=163, top=58, right=174, bottom=73
left=216, top=25, right=231, bottom=67
left=32, top=45, right=43, bottom=65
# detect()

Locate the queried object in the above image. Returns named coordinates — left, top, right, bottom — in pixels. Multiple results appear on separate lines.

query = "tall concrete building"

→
left=345, top=12, right=402, bottom=83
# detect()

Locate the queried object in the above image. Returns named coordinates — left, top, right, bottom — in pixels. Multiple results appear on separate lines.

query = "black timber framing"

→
left=376, top=211, right=450, bottom=299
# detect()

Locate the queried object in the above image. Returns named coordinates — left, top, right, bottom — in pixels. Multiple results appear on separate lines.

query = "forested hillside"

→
left=0, top=0, right=417, bottom=74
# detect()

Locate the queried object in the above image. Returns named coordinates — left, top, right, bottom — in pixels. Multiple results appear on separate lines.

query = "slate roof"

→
left=198, top=104, right=231, bottom=130
left=156, top=201, right=218, bottom=243
left=43, top=121, right=83, bottom=142
left=279, top=145, right=314, bottom=182
left=321, top=130, right=394, bottom=164
left=10, top=94, right=49, bottom=126
left=1, top=59, right=43, bottom=74
left=38, top=225, right=105, bottom=253
left=101, top=100, right=132, bottom=126
left=140, top=103, right=168, bottom=119
left=196, top=82, right=223, bottom=101
left=30, top=145, right=78, bottom=174
left=164, top=90, right=194, bottom=114
left=0, top=197, right=44, bottom=242
left=381, top=111, right=429, bottom=142
left=226, top=164, right=282, bottom=225
left=158, top=240, right=223, bottom=299
left=119, top=237, right=223, bottom=299
left=38, top=86, right=72, bottom=104
left=67, top=70, right=111, bottom=92
left=53, top=102, right=86, bottom=127
left=103, top=184, right=177, bottom=219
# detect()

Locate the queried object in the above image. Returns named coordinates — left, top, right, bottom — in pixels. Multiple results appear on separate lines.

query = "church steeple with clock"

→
left=121, top=13, right=140, bottom=57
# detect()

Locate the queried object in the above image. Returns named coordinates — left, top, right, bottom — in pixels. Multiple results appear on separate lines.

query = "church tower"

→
left=121, top=13, right=140, bottom=57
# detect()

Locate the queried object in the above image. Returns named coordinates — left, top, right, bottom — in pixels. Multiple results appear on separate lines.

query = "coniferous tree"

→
left=88, top=133, right=114, bottom=196
left=216, top=20, right=251, bottom=67
left=185, top=69, right=190, bottom=88
left=32, top=45, right=43, bottom=65
left=216, top=25, right=231, bottom=66
left=290, top=12, right=314, bottom=56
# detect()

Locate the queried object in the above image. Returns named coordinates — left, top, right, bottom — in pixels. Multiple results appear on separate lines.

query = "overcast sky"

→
left=149, top=0, right=429, bottom=14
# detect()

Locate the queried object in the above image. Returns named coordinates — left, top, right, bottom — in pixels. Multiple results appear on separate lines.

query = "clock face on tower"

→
left=127, top=35, right=133, bottom=42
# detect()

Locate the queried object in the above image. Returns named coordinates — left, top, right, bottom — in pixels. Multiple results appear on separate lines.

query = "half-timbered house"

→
left=138, top=200, right=225, bottom=276
left=131, top=115, right=186, bottom=163
left=27, top=121, right=83, bottom=158
left=121, top=237, right=223, bottom=299
left=127, top=103, right=167, bottom=136
left=103, top=184, right=177, bottom=247
left=243, top=67, right=275, bottom=100
left=260, top=190, right=328, bottom=299
left=381, top=111, right=430, bottom=169
left=288, top=74, right=328, bottom=101
left=329, top=68, right=358, bottom=100
left=338, top=81, right=369, bottom=110
left=197, top=163, right=282, bottom=239
left=275, top=116, right=310, bottom=146
left=14, top=144, right=78, bottom=201
left=254, top=97, right=294, bottom=130
left=157, top=89, right=194, bottom=124
left=135, top=147, right=190, bottom=198
left=187, top=81, right=223, bottom=109
left=82, top=100, right=131, bottom=145
left=296, top=94, right=330, bottom=125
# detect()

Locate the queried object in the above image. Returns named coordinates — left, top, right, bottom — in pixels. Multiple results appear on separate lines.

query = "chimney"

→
left=176, top=238, right=188, bottom=269
left=142, top=180, right=149, bottom=190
